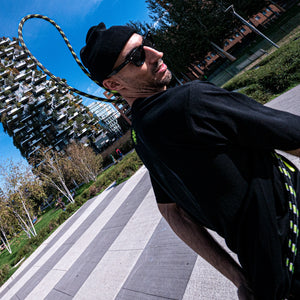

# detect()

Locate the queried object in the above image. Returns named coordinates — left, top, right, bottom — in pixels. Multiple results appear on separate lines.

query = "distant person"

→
left=80, top=22, right=300, bottom=299
left=116, top=148, right=123, bottom=159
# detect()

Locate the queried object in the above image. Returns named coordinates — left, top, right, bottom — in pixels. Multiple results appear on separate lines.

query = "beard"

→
left=119, top=62, right=172, bottom=94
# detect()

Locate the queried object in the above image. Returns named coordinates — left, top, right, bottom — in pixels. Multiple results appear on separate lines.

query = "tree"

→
left=0, top=160, right=44, bottom=239
left=66, top=142, right=103, bottom=184
left=135, top=0, right=269, bottom=74
left=31, top=147, right=75, bottom=203
left=0, top=190, right=13, bottom=254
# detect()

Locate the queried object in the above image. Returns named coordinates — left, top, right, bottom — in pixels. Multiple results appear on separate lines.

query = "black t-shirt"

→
left=131, top=80, right=300, bottom=299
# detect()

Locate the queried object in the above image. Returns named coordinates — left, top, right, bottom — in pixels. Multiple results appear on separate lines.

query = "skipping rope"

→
left=18, top=14, right=118, bottom=103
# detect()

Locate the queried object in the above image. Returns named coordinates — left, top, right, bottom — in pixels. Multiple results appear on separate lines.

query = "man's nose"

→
left=144, top=46, right=163, bottom=63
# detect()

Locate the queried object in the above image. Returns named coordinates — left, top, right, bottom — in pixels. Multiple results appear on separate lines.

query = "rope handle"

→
left=18, top=14, right=118, bottom=103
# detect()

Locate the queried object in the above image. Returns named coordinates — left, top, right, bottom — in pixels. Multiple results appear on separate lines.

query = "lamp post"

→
left=224, top=5, right=279, bottom=48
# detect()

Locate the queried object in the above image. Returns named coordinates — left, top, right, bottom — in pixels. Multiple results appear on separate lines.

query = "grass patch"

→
left=0, top=150, right=143, bottom=286
left=222, top=36, right=300, bottom=103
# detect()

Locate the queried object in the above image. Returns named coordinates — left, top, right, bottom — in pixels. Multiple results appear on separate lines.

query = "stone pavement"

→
left=0, top=85, right=299, bottom=300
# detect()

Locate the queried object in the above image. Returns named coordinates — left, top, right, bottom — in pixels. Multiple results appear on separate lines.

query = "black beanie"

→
left=80, top=22, right=136, bottom=85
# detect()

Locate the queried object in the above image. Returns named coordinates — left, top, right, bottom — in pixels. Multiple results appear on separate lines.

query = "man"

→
left=80, top=23, right=300, bottom=299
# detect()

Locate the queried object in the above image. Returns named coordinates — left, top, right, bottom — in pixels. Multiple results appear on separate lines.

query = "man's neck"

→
left=122, top=87, right=167, bottom=106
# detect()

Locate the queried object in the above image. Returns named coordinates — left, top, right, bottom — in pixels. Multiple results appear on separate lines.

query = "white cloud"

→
left=86, top=83, right=103, bottom=96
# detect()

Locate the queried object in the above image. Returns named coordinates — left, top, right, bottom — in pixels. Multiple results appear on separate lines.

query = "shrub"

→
left=223, top=38, right=300, bottom=103
left=89, top=185, right=99, bottom=197
left=0, top=264, right=10, bottom=285
left=48, top=220, right=59, bottom=231
left=12, top=244, right=33, bottom=266
left=57, top=211, right=69, bottom=224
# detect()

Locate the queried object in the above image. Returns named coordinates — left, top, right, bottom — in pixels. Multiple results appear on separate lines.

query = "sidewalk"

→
left=266, top=84, right=300, bottom=169
left=0, top=86, right=299, bottom=300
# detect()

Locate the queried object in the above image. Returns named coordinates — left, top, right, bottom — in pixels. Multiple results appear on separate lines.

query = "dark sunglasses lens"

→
left=131, top=46, right=145, bottom=66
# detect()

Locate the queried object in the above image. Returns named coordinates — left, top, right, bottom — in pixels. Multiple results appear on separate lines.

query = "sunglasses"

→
left=107, top=32, right=155, bottom=78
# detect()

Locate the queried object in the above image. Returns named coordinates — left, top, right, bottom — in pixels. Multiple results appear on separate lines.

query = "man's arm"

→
left=158, top=203, right=255, bottom=299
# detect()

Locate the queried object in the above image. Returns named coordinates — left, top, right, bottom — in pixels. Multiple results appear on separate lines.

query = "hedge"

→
left=223, top=38, right=300, bottom=103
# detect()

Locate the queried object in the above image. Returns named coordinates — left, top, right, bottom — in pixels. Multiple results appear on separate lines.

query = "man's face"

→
left=111, top=33, right=172, bottom=96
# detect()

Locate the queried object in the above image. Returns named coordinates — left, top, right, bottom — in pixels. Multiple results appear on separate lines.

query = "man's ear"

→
left=102, top=78, right=122, bottom=92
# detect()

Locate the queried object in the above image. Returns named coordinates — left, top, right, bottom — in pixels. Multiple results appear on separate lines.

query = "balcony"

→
left=15, top=73, right=27, bottom=82
left=20, top=96, right=29, bottom=104
left=20, top=114, right=33, bottom=123
left=7, top=107, right=22, bottom=116
left=5, top=97, right=15, bottom=105
left=25, top=75, right=32, bottom=83
left=3, top=86, right=12, bottom=95
left=14, top=51, right=27, bottom=61
left=27, top=63, right=36, bottom=69
left=28, top=145, right=41, bottom=157
left=33, top=86, right=46, bottom=96
left=57, top=113, right=67, bottom=123
left=69, top=111, right=78, bottom=120
left=48, top=86, right=57, bottom=94
left=40, top=124, right=51, bottom=132
left=6, top=62, right=14, bottom=69
left=11, top=83, right=19, bottom=92
left=36, top=98, right=46, bottom=107
left=13, top=126, right=26, bottom=135
left=31, top=137, right=42, bottom=146
left=15, top=61, right=27, bottom=71
left=0, top=70, right=9, bottom=77
left=0, top=38, right=10, bottom=47
left=33, top=74, right=47, bottom=85
left=0, top=51, right=4, bottom=58
left=4, top=47, right=14, bottom=53
left=7, top=114, right=19, bottom=124
left=9, top=40, right=17, bottom=47
left=6, top=52, right=13, bottom=59
left=0, top=106, right=10, bottom=115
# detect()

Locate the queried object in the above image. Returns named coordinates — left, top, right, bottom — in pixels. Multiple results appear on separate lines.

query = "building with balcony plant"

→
left=0, top=37, right=110, bottom=158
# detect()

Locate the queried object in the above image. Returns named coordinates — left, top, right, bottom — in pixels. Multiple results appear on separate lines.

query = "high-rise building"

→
left=0, top=37, right=110, bottom=158
left=88, top=101, right=122, bottom=137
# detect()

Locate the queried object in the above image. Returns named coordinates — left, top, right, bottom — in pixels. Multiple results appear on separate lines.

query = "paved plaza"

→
left=0, top=85, right=299, bottom=300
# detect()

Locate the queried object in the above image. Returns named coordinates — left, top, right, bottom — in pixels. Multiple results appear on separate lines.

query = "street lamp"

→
left=224, top=5, right=279, bottom=49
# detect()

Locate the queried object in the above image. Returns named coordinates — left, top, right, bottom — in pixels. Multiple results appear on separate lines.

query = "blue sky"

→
left=0, top=0, right=152, bottom=167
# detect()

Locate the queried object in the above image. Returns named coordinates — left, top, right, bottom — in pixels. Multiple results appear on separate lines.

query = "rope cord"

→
left=273, top=152, right=299, bottom=276
left=18, top=14, right=119, bottom=103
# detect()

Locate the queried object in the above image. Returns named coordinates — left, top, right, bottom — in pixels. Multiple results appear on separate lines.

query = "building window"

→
left=206, top=56, right=211, bottom=61
left=235, top=32, right=240, bottom=37
left=240, top=28, right=246, bottom=33
left=229, top=38, right=234, bottom=42
left=224, top=41, right=229, bottom=46
left=211, top=52, right=215, bottom=57
left=262, top=10, right=266, bottom=15
left=255, top=16, right=261, bottom=20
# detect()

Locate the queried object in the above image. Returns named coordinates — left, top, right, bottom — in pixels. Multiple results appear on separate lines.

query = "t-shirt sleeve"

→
left=188, top=82, right=300, bottom=151
left=150, top=174, right=174, bottom=204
